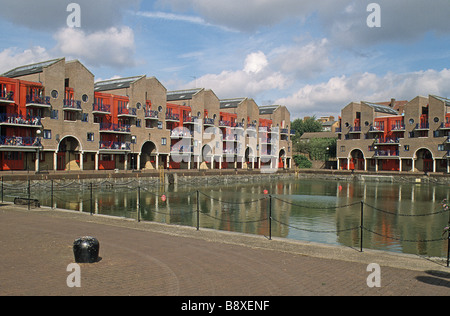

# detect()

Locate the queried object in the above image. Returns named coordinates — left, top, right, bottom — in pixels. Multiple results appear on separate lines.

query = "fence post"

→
left=137, top=185, right=141, bottom=222
left=51, top=179, right=54, bottom=209
left=269, top=195, right=272, bottom=240
left=90, top=182, right=93, bottom=216
left=447, top=209, right=450, bottom=267
left=27, top=179, right=31, bottom=211
left=196, top=190, right=200, bottom=231
left=360, top=201, right=364, bottom=252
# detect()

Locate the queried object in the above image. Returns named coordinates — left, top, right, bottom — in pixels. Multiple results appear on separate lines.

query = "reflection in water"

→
left=7, top=178, right=449, bottom=258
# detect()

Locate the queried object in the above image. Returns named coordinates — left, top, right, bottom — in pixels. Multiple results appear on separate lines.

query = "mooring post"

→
left=360, top=201, right=364, bottom=252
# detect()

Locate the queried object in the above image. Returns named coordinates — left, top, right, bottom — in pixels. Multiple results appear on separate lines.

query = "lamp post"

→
left=131, top=135, right=136, bottom=171
left=35, top=129, right=42, bottom=174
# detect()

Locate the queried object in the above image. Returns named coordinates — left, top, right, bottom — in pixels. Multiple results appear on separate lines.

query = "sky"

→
left=0, top=0, right=450, bottom=120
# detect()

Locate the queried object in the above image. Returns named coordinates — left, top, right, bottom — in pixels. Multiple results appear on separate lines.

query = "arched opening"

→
left=415, top=148, right=433, bottom=172
left=57, top=136, right=81, bottom=171
left=350, top=149, right=365, bottom=170
left=201, top=144, right=213, bottom=169
left=279, top=149, right=286, bottom=169
left=141, top=141, right=158, bottom=170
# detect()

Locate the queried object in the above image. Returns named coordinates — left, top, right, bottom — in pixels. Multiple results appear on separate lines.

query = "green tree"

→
left=293, top=155, right=313, bottom=169
left=291, top=116, right=323, bottom=138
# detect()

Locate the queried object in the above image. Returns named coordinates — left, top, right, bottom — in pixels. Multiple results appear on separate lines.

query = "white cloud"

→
left=272, top=38, right=331, bottom=79
left=243, top=51, right=268, bottom=74
left=276, top=69, right=450, bottom=119
left=181, top=51, right=287, bottom=98
left=54, top=27, right=136, bottom=68
left=0, top=46, right=52, bottom=74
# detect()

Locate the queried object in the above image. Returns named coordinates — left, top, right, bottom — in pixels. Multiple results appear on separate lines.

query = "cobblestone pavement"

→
left=0, top=204, right=449, bottom=297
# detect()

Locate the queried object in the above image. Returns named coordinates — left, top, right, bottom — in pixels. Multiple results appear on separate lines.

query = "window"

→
left=136, top=119, right=141, bottom=127
left=161, top=138, right=167, bottom=146
left=404, top=145, right=409, bottom=151
left=409, top=118, right=414, bottom=125
left=82, top=94, right=89, bottom=103
left=82, top=113, right=89, bottom=122
left=51, top=90, right=58, bottom=99
left=43, top=130, right=52, bottom=139
left=64, top=111, right=76, bottom=121
left=438, top=144, right=445, bottom=151
left=158, top=121, right=163, bottom=129
left=340, top=146, right=345, bottom=152
left=51, top=110, right=58, bottom=120
left=87, top=133, right=94, bottom=142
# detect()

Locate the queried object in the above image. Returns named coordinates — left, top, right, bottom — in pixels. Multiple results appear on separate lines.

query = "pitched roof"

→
left=94, top=76, right=145, bottom=92
left=166, top=88, right=202, bottom=101
left=431, top=95, right=450, bottom=106
left=2, top=58, right=64, bottom=78
left=259, top=105, right=280, bottom=115
left=362, top=101, right=399, bottom=115
left=220, top=98, right=245, bottom=109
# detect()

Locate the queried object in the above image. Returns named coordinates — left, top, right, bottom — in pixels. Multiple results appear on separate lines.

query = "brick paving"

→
left=1, top=204, right=450, bottom=297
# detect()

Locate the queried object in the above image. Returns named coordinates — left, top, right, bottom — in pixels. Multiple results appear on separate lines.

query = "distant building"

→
left=336, top=96, right=450, bottom=173
left=0, top=58, right=294, bottom=172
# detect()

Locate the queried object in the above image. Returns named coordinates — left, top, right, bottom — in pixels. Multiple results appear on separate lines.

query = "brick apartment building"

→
left=0, top=58, right=294, bottom=172
left=336, top=97, right=450, bottom=173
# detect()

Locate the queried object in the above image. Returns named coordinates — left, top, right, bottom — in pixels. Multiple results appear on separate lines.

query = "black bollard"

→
left=73, top=236, right=100, bottom=263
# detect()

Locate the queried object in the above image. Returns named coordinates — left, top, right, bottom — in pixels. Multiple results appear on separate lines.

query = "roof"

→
left=431, top=95, right=450, bottom=107
left=167, top=88, right=202, bottom=101
left=2, top=58, right=64, bottom=78
left=259, top=105, right=280, bottom=115
left=362, top=101, right=399, bottom=115
left=94, top=76, right=145, bottom=92
left=220, top=98, right=245, bottom=109
left=322, top=120, right=337, bottom=127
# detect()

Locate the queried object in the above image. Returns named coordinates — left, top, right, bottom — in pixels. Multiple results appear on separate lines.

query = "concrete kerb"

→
left=4, top=202, right=448, bottom=273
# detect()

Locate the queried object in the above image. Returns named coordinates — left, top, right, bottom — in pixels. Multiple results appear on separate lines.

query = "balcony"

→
left=219, top=120, right=231, bottom=127
left=118, top=107, right=137, bottom=118
left=0, top=136, right=41, bottom=148
left=63, top=99, right=82, bottom=111
left=204, top=118, right=215, bottom=126
left=440, top=122, right=450, bottom=130
left=373, top=137, right=400, bottom=145
left=0, top=114, right=42, bottom=127
left=183, top=116, right=199, bottom=124
left=0, top=90, right=15, bottom=104
left=99, top=141, right=131, bottom=151
left=368, top=126, right=385, bottom=133
left=223, top=134, right=237, bottom=142
left=374, top=149, right=399, bottom=157
left=336, top=128, right=342, bottom=133
left=171, top=130, right=193, bottom=138
left=145, top=110, right=159, bottom=120
left=26, top=95, right=51, bottom=108
left=170, top=145, right=192, bottom=154
left=391, top=124, right=405, bottom=131
left=92, top=103, right=111, bottom=114
left=166, top=113, right=180, bottom=122
left=99, top=123, right=131, bottom=134
left=349, top=126, right=361, bottom=133
left=415, top=122, right=429, bottom=130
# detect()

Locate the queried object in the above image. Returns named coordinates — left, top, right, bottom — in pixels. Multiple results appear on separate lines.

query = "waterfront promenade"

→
left=1, top=203, right=450, bottom=297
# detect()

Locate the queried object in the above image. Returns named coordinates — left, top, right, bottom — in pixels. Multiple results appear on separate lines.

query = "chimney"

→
left=390, top=98, right=396, bottom=107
